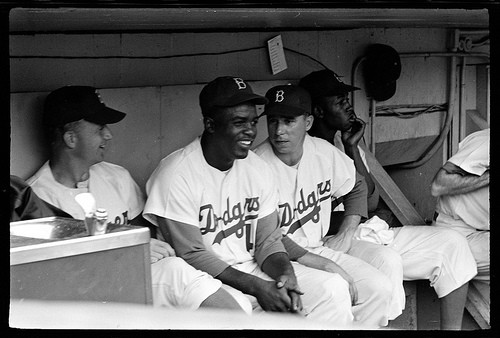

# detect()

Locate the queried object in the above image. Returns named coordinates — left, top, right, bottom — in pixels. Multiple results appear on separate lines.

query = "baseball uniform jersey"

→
left=144, top=137, right=356, bottom=326
left=28, top=160, right=223, bottom=310
left=255, top=134, right=401, bottom=326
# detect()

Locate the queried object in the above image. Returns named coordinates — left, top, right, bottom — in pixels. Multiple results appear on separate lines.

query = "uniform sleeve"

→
left=341, top=171, right=368, bottom=218
left=281, top=235, right=308, bottom=261
left=253, top=211, right=288, bottom=268
left=143, top=158, right=199, bottom=227
left=448, top=130, right=489, bottom=176
left=163, top=219, right=230, bottom=277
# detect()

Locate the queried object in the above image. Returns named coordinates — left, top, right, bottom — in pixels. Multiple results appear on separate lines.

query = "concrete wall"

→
left=10, top=28, right=458, bottom=219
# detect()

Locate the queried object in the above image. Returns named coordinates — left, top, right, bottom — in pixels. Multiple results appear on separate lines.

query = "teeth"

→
left=240, top=141, right=251, bottom=145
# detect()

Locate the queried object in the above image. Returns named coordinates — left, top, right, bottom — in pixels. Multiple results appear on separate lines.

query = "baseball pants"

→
left=220, top=260, right=355, bottom=328
left=434, top=213, right=489, bottom=281
left=151, top=256, right=222, bottom=310
left=309, top=245, right=396, bottom=327
left=346, top=224, right=478, bottom=322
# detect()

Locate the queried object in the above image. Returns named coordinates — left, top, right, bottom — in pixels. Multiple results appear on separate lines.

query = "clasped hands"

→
left=257, top=274, right=305, bottom=315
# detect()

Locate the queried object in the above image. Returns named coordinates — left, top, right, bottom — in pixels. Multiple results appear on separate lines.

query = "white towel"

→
left=354, top=216, right=394, bottom=245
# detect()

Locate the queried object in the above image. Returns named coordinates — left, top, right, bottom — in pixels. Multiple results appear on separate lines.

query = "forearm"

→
left=431, top=168, right=489, bottom=197
left=297, top=251, right=345, bottom=275
left=158, top=217, right=230, bottom=277
left=217, top=265, right=268, bottom=297
left=337, top=214, right=361, bottom=235
left=261, top=252, right=296, bottom=281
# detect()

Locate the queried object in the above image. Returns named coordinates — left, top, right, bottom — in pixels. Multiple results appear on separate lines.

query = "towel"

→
left=354, top=216, right=394, bottom=245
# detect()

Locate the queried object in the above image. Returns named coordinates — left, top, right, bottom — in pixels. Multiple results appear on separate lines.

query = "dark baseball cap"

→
left=199, top=76, right=268, bottom=116
left=364, top=44, right=401, bottom=101
left=299, top=69, right=360, bottom=99
left=43, top=86, right=126, bottom=127
left=261, top=85, right=311, bottom=118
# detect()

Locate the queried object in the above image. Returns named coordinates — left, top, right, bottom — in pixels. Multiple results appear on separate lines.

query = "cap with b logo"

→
left=199, top=76, right=268, bottom=116
left=261, top=85, right=312, bottom=118
left=43, top=85, right=126, bottom=127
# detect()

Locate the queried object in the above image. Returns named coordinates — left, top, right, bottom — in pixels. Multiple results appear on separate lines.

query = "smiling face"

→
left=267, top=113, right=313, bottom=166
left=211, top=103, right=259, bottom=163
left=71, top=119, right=113, bottom=166
left=317, top=93, right=356, bottom=132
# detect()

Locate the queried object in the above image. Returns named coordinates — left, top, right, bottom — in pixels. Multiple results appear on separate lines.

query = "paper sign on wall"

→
left=267, top=35, right=288, bottom=75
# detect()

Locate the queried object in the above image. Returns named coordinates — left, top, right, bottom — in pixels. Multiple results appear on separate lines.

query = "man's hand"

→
left=254, top=279, right=303, bottom=314
left=150, top=238, right=176, bottom=264
left=323, top=228, right=355, bottom=254
left=341, top=117, right=366, bottom=149
left=324, top=262, right=358, bottom=305
left=275, top=274, right=304, bottom=314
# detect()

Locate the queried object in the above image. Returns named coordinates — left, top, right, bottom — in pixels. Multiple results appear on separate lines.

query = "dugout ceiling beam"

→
left=9, top=7, right=489, bottom=34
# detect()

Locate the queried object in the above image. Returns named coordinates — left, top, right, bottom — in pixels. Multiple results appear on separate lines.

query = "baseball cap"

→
left=363, top=44, right=401, bottom=101
left=261, top=85, right=311, bottom=118
left=43, top=86, right=126, bottom=127
left=199, top=76, right=268, bottom=116
left=299, top=69, right=360, bottom=99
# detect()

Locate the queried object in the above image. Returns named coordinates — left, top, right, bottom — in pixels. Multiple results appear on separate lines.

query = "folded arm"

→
left=431, top=162, right=489, bottom=197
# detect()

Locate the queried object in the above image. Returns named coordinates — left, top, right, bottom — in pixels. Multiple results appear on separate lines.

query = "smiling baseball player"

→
left=143, top=76, right=356, bottom=327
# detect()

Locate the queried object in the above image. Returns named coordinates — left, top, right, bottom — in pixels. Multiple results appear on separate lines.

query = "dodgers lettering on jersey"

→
left=279, top=179, right=331, bottom=235
left=200, top=197, right=260, bottom=252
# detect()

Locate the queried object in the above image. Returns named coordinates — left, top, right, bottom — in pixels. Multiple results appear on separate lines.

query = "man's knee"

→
left=318, top=273, right=351, bottom=301
left=369, top=246, right=403, bottom=273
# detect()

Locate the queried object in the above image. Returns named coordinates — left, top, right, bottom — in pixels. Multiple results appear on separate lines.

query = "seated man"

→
left=255, top=84, right=397, bottom=327
left=300, top=69, right=478, bottom=330
left=143, top=76, right=355, bottom=327
left=431, top=128, right=489, bottom=281
left=27, top=85, right=242, bottom=312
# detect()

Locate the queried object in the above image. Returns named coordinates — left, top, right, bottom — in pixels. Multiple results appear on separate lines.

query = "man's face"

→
left=267, top=114, right=312, bottom=159
left=212, top=103, right=259, bottom=161
left=318, top=93, right=356, bottom=132
left=72, top=119, right=113, bottom=166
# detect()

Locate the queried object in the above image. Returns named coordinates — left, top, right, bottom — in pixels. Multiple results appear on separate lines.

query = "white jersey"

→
left=144, top=137, right=279, bottom=267
left=255, top=134, right=356, bottom=248
left=436, top=128, right=490, bottom=230
left=27, top=161, right=144, bottom=225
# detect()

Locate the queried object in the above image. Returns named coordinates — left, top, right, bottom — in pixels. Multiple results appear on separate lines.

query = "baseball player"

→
left=255, top=84, right=399, bottom=328
left=27, top=85, right=243, bottom=312
left=431, top=128, right=489, bottom=281
left=143, top=76, right=356, bottom=327
left=300, top=69, right=478, bottom=329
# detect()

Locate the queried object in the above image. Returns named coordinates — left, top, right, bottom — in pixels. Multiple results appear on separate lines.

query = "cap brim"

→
left=84, top=107, right=126, bottom=125
left=216, top=92, right=269, bottom=107
left=260, top=103, right=308, bottom=118
left=325, top=83, right=360, bottom=97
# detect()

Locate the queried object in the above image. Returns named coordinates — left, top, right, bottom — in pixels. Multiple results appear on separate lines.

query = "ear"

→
left=313, top=105, right=324, bottom=119
left=63, top=130, right=77, bottom=149
left=203, top=116, right=216, bottom=134
left=305, top=114, right=314, bottom=132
